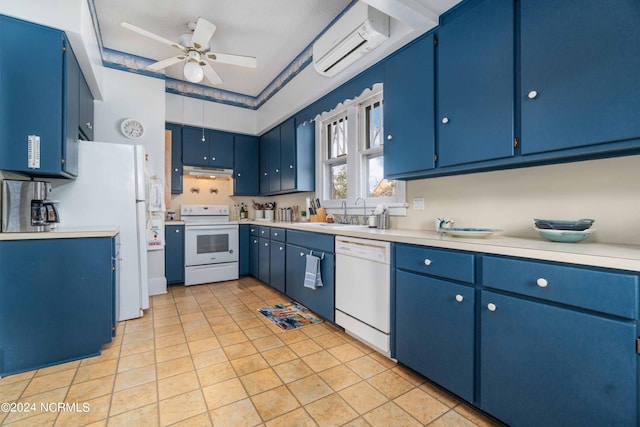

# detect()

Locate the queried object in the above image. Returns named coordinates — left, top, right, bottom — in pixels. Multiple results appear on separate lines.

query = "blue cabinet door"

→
left=280, top=118, right=296, bottom=192
left=234, top=134, right=259, bottom=195
left=79, top=72, right=94, bottom=141
left=437, top=0, right=514, bottom=167
left=395, top=270, right=475, bottom=402
left=520, top=0, right=640, bottom=155
left=270, top=241, right=286, bottom=293
left=268, top=127, right=281, bottom=193
left=259, top=135, right=270, bottom=195
left=0, top=237, right=114, bottom=376
left=480, top=290, right=637, bottom=427
left=384, top=34, right=435, bottom=178
left=258, top=237, right=270, bottom=284
left=238, top=224, right=250, bottom=276
left=164, top=224, right=185, bottom=284
left=0, top=16, right=69, bottom=177
left=182, top=126, right=209, bottom=166
left=285, top=243, right=335, bottom=321
left=63, top=39, right=80, bottom=177
left=209, top=130, right=234, bottom=169
left=166, top=123, right=183, bottom=194
left=249, top=237, right=259, bottom=278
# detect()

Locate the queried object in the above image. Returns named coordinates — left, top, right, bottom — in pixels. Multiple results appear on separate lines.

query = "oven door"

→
left=185, top=224, right=239, bottom=266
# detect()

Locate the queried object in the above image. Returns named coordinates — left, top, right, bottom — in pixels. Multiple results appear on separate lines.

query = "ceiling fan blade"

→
left=191, top=18, right=217, bottom=50
left=147, top=55, right=186, bottom=72
left=202, top=62, right=223, bottom=85
left=206, top=52, right=257, bottom=68
left=121, top=21, right=186, bottom=52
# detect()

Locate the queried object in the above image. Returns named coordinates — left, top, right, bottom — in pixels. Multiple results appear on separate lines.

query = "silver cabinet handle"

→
left=237, top=173, right=241, bottom=177
left=264, top=172, right=268, bottom=176
left=528, top=90, right=538, bottom=99
left=203, top=156, right=207, bottom=160
left=300, top=252, right=305, bottom=257
left=174, top=168, right=179, bottom=172
left=536, top=278, right=548, bottom=288
left=487, top=303, right=497, bottom=312
left=387, top=134, right=393, bottom=141
left=264, top=243, right=269, bottom=246
left=289, top=164, right=293, bottom=169
left=212, top=157, right=216, bottom=161
left=175, top=229, right=180, bottom=233
left=274, top=232, right=278, bottom=236
left=424, top=259, right=432, bottom=266
left=442, top=117, right=449, bottom=124
left=253, top=239, right=257, bottom=243
left=275, top=169, right=279, bottom=173
left=279, top=247, right=284, bottom=251
left=455, top=294, right=463, bottom=303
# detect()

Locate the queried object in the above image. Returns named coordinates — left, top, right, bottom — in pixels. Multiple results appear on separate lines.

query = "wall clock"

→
left=120, top=118, right=145, bottom=139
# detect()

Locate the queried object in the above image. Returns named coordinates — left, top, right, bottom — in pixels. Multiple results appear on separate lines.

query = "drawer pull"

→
left=424, top=259, right=432, bottom=266
left=536, top=278, right=549, bottom=288
left=487, top=303, right=497, bottom=312
left=279, top=247, right=284, bottom=251
left=300, top=252, right=305, bottom=257
left=264, top=243, right=269, bottom=246
left=455, top=294, right=463, bottom=303
left=274, top=232, right=278, bottom=236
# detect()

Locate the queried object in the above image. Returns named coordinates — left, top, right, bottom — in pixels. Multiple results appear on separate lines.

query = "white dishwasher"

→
left=335, top=236, right=391, bottom=355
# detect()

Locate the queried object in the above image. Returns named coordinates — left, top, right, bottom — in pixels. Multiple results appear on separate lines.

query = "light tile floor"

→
left=0, top=277, right=504, bottom=426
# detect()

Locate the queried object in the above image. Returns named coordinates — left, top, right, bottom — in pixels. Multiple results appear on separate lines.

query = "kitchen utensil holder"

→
left=310, top=207, right=326, bottom=223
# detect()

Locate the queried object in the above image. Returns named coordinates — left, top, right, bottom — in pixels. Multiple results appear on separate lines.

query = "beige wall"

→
left=396, top=155, right=640, bottom=245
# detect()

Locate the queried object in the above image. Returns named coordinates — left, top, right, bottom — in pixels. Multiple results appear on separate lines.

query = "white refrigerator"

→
left=53, top=141, right=149, bottom=321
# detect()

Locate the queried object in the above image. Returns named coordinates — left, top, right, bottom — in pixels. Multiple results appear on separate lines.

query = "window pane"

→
left=367, top=156, right=396, bottom=197
left=330, top=163, right=348, bottom=199
left=327, top=117, right=348, bottom=159
left=365, top=101, right=383, bottom=149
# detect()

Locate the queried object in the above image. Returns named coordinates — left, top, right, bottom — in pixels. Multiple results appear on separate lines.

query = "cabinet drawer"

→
left=270, top=228, right=286, bottom=242
left=482, top=256, right=639, bottom=319
left=395, top=245, right=475, bottom=284
left=258, top=226, right=270, bottom=238
left=249, top=225, right=259, bottom=236
left=287, top=230, right=334, bottom=253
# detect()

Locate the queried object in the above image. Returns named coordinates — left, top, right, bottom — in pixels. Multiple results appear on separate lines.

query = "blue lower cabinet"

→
left=285, top=242, right=335, bottom=322
left=0, top=237, right=115, bottom=376
left=238, top=224, right=250, bottom=276
left=249, top=237, right=259, bottom=278
left=395, top=270, right=475, bottom=402
left=165, top=224, right=184, bottom=284
left=480, top=290, right=637, bottom=427
left=270, top=241, right=286, bottom=293
left=258, top=237, right=270, bottom=284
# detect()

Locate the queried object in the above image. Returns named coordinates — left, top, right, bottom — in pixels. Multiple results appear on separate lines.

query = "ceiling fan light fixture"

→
left=184, top=60, right=204, bottom=83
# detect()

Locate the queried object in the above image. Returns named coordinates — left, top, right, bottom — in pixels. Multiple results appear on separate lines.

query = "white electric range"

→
left=181, top=204, right=239, bottom=286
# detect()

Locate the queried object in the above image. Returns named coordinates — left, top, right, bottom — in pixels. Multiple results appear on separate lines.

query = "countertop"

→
left=243, top=220, right=640, bottom=272
left=165, top=221, right=185, bottom=225
left=0, top=227, right=119, bottom=241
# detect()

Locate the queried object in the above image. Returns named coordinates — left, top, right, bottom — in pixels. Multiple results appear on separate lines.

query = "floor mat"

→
left=257, top=302, right=323, bottom=330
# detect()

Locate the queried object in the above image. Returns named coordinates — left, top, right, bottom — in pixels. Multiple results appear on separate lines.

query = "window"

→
left=315, top=84, right=405, bottom=212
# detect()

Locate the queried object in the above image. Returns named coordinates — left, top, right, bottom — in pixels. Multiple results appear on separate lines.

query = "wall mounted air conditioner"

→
left=313, top=3, right=390, bottom=77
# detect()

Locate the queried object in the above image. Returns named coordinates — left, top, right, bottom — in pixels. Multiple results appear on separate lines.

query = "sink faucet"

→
left=341, top=200, right=348, bottom=224
left=355, top=197, right=366, bottom=224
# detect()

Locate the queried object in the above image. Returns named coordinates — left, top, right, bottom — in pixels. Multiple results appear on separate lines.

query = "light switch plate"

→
left=413, top=197, right=425, bottom=210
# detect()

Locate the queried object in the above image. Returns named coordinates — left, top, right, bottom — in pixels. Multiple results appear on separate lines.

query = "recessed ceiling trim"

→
left=89, top=0, right=357, bottom=110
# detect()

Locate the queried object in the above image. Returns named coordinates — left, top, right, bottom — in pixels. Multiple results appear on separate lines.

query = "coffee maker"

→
left=1, top=180, right=60, bottom=232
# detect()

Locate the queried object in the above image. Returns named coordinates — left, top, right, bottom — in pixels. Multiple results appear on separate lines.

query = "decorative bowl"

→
left=533, top=218, right=595, bottom=231
left=534, top=227, right=594, bottom=243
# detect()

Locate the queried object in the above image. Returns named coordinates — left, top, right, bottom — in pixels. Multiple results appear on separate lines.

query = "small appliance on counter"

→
left=1, top=180, right=60, bottom=232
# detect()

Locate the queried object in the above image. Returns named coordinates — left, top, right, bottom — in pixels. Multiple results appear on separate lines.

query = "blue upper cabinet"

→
left=209, top=130, right=234, bottom=169
left=0, top=15, right=79, bottom=178
left=520, top=0, right=640, bottom=155
left=384, top=33, right=436, bottom=178
left=258, top=118, right=314, bottom=195
left=182, top=126, right=234, bottom=168
left=165, top=123, right=183, bottom=194
left=234, top=134, right=259, bottom=195
left=268, top=126, right=281, bottom=193
left=437, top=0, right=514, bottom=167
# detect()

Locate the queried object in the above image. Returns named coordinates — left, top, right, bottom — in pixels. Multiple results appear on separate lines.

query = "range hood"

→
left=183, top=166, right=233, bottom=179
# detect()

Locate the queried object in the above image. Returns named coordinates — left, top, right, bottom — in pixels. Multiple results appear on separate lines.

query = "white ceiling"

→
left=94, top=0, right=352, bottom=96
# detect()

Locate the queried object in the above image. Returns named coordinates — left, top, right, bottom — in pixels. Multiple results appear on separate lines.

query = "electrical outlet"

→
left=413, top=197, right=425, bottom=211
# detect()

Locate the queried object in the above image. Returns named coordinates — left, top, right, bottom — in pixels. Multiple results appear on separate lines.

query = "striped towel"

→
left=304, top=253, right=323, bottom=290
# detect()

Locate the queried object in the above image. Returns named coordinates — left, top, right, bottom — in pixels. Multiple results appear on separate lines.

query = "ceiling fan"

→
left=121, top=18, right=257, bottom=85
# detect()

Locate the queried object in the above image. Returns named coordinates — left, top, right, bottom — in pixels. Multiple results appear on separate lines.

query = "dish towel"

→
left=304, top=253, right=323, bottom=290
